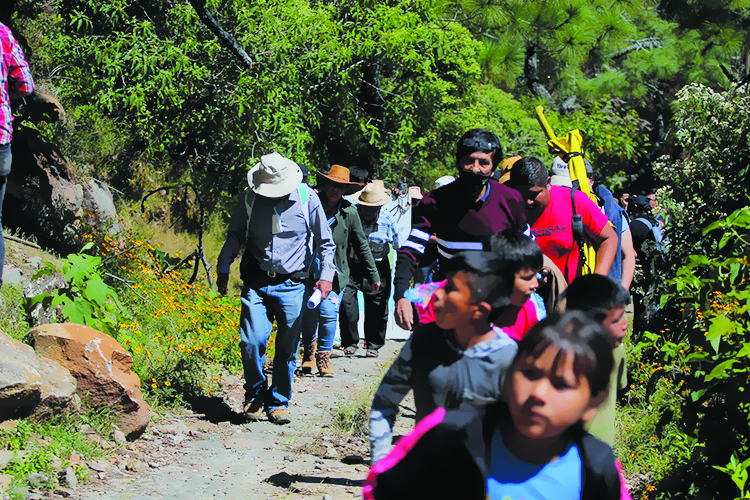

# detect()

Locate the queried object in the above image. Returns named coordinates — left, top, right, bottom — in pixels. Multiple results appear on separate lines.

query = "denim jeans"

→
left=239, top=279, right=306, bottom=412
left=300, top=288, right=342, bottom=351
left=0, top=143, right=11, bottom=291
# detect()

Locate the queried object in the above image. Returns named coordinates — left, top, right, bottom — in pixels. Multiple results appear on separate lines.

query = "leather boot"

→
left=315, top=350, right=334, bottom=377
left=301, top=340, right=317, bottom=376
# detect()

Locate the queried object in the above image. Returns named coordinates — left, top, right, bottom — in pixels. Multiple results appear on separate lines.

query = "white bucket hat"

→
left=352, top=182, right=390, bottom=206
left=247, top=152, right=303, bottom=198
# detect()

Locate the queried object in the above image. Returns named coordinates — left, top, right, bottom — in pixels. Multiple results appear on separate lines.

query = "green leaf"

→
left=705, top=358, right=737, bottom=382
left=707, top=315, right=735, bottom=353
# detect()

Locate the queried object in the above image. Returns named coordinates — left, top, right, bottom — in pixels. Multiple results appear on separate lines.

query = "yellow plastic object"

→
left=535, top=105, right=597, bottom=275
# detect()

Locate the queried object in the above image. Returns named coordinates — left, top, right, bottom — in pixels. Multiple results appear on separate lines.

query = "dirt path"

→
left=72, top=343, right=413, bottom=500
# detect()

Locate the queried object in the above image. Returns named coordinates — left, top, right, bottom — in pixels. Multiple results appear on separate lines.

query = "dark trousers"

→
left=339, top=256, right=392, bottom=350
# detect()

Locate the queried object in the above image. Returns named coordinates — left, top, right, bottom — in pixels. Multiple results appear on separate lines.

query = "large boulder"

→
left=30, top=323, right=151, bottom=440
left=0, top=330, right=77, bottom=420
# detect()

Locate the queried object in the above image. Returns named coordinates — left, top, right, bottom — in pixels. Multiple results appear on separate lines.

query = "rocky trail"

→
left=71, top=343, right=411, bottom=500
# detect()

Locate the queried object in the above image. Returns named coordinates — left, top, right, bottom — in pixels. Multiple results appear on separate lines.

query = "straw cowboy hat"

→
left=353, top=182, right=390, bottom=207
left=316, top=164, right=360, bottom=194
left=247, top=152, right=303, bottom=198
left=408, top=186, right=423, bottom=200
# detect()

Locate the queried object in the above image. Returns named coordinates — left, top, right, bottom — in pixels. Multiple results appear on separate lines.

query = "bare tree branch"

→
left=188, top=0, right=253, bottom=70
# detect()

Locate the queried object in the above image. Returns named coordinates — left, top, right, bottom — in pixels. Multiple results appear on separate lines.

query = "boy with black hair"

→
left=369, top=250, right=519, bottom=463
left=487, top=228, right=546, bottom=338
left=564, top=273, right=630, bottom=445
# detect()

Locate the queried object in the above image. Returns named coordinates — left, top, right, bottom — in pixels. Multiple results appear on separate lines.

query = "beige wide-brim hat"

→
left=247, top=152, right=303, bottom=198
left=408, top=186, right=423, bottom=200
left=353, top=182, right=390, bottom=206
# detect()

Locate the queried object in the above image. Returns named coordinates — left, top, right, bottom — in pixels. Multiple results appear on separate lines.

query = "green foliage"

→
left=631, top=84, right=750, bottom=497
left=0, top=408, right=111, bottom=496
left=24, top=243, right=128, bottom=338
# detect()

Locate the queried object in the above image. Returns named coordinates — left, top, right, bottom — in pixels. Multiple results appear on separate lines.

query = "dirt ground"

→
left=71, top=343, right=412, bottom=500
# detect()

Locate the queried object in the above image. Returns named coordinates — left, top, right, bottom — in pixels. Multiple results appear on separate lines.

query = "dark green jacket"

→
left=323, top=198, right=380, bottom=293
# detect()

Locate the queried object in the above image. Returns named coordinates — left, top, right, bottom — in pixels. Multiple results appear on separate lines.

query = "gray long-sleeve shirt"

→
left=217, top=185, right=336, bottom=282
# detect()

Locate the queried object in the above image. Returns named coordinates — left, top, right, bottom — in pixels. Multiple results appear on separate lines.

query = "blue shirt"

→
left=217, top=186, right=336, bottom=282
left=487, top=428, right=582, bottom=500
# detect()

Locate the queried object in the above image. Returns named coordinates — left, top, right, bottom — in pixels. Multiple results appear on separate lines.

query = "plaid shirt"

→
left=1, top=23, right=34, bottom=144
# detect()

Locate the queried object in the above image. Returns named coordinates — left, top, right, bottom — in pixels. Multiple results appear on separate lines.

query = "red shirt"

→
left=531, top=186, right=609, bottom=283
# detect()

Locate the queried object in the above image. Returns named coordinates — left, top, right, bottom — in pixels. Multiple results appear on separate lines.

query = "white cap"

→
left=435, top=175, right=456, bottom=189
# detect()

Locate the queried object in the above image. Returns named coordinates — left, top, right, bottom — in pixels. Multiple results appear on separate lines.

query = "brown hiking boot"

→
left=242, top=399, right=264, bottom=422
left=315, top=350, right=335, bottom=377
left=301, top=340, right=317, bottom=376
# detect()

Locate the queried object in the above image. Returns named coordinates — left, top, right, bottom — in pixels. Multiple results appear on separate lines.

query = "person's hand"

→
left=217, top=273, right=229, bottom=296
left=395, top=297, right=414, bottom=331
left=371, top=281, right=381, bottom=293
left=315, top=280, right=333, bottom=300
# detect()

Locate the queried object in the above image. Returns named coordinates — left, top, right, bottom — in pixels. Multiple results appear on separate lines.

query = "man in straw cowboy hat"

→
left=338, top=181, right=402, bottom=358
left=217, top=152, right=336, bottom=424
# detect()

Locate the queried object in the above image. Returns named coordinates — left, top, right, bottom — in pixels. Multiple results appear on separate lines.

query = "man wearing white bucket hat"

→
left=217, top=152, right=335, bottom=425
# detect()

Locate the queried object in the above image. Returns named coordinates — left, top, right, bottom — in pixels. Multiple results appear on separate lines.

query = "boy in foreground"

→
left=564, top=273, right=630, bottom=445
left=369, top=250, right=519, bottom=463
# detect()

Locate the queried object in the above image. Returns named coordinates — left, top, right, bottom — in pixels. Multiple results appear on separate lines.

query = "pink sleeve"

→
left=363, top=407, right=447, bottom=500
left=616, top=460, right=632, bottom=500
left=574, top=190, right=609, bottom=236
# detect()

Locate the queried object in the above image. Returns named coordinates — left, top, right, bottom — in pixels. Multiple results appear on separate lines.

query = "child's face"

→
left=510, top=266, right=539, bottom=306
left=602, top=305, right=628, bottom=347
left=506, top=345, right=601, bottom=443
left=433, top=271, right=479, bottom=330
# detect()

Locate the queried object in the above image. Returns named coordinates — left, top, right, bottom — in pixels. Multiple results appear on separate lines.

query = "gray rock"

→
left=0, top=450, right=27, bottom=470
left=61, top=467, right=77, bottom=489
left=0, top=330, right=75, bottom=421
left=86, top=461, right=108, bottom=472
left=82, top=180, right=122, bottom=235
left=2, top=265, right=23, bottom=287
left=25, top=472, right=49, bottom=490
left=111, top=429, right=127, bottom=446
left=0, top=473, right=11, bottom=491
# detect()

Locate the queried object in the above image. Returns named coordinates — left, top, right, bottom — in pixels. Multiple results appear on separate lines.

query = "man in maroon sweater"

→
left=393, top=129, right=527, bottom=330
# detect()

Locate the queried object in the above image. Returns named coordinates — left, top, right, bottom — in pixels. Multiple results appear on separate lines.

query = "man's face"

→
left=647, top=194, right=657, bottom=209
left=357, top=204, right=381, bottom=223
left=458, top=151, right=494, bottom=176
left=517, top=182, right=551, bottom=213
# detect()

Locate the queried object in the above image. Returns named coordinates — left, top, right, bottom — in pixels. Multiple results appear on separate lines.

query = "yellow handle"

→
left=535, top=105, right=556, bottom=141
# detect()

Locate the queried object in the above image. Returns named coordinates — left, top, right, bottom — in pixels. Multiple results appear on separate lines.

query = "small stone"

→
left=0, top=473, right=11, bottom=491
left=49, top=454, right=63, bottom=471
left=87, top=461, right=108, bottom=472
left=67, top=452, right=83, bottom=468
left=0, top=421, right=18, bottom=431
left=323, top=495, right=333, bottom=500
left=168, top=434, right=186, bottom=446
left=148, top=462, right=160, bottom=469
left=25, top=472, right=49, bottom=490
left=125, top=460, right=146, bottom=473
left=61, top=467, right=78, bottom=488
left=111, top=430, right=127, bottom=446
left=54, top=487, right=73, bottom=498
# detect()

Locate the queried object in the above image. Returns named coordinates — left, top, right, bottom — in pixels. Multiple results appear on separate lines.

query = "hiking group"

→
left=215, top=126, right=667, bottom=498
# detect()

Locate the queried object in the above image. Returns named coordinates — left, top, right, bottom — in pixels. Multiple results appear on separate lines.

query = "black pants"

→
left=339, top=256, right=392, bottom=350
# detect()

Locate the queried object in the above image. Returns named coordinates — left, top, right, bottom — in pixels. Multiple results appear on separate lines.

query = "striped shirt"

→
left=1, top=23, right=34, bottom=144
left=393, top=179, right=527, bottom=301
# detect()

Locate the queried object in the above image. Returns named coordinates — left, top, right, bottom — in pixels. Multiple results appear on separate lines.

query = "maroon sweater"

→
left=393, top=179, right=526, bottom=301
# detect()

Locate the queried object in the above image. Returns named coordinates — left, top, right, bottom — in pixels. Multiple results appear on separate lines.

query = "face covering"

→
left=457, top=169, right=493, bottom=196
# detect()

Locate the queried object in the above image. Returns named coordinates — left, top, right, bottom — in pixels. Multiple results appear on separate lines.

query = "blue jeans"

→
left=239, top=279, right=306, bottom=412
left=300, top=288, right=342, bottom=351
left=0, top=143, right=11, bottom=290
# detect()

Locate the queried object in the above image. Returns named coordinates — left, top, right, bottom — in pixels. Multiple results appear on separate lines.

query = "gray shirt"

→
left=217, top=185, right=336, bottom=282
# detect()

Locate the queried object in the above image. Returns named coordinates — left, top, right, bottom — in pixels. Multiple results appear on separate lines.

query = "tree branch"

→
left=606, top=38, right=662, bottom=60
left=524, top=44, right=553, bottom=101
left=188, top=0, right=253, bottom=70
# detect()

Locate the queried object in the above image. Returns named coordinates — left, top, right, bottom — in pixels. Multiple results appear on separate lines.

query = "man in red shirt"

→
left=506, top=157, right=617, bottom=284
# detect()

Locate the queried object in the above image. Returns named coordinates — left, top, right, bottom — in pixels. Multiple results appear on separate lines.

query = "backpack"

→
left=634, top=216, right=667, bottom=256
left=244, top=183, right=310, bottom=236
